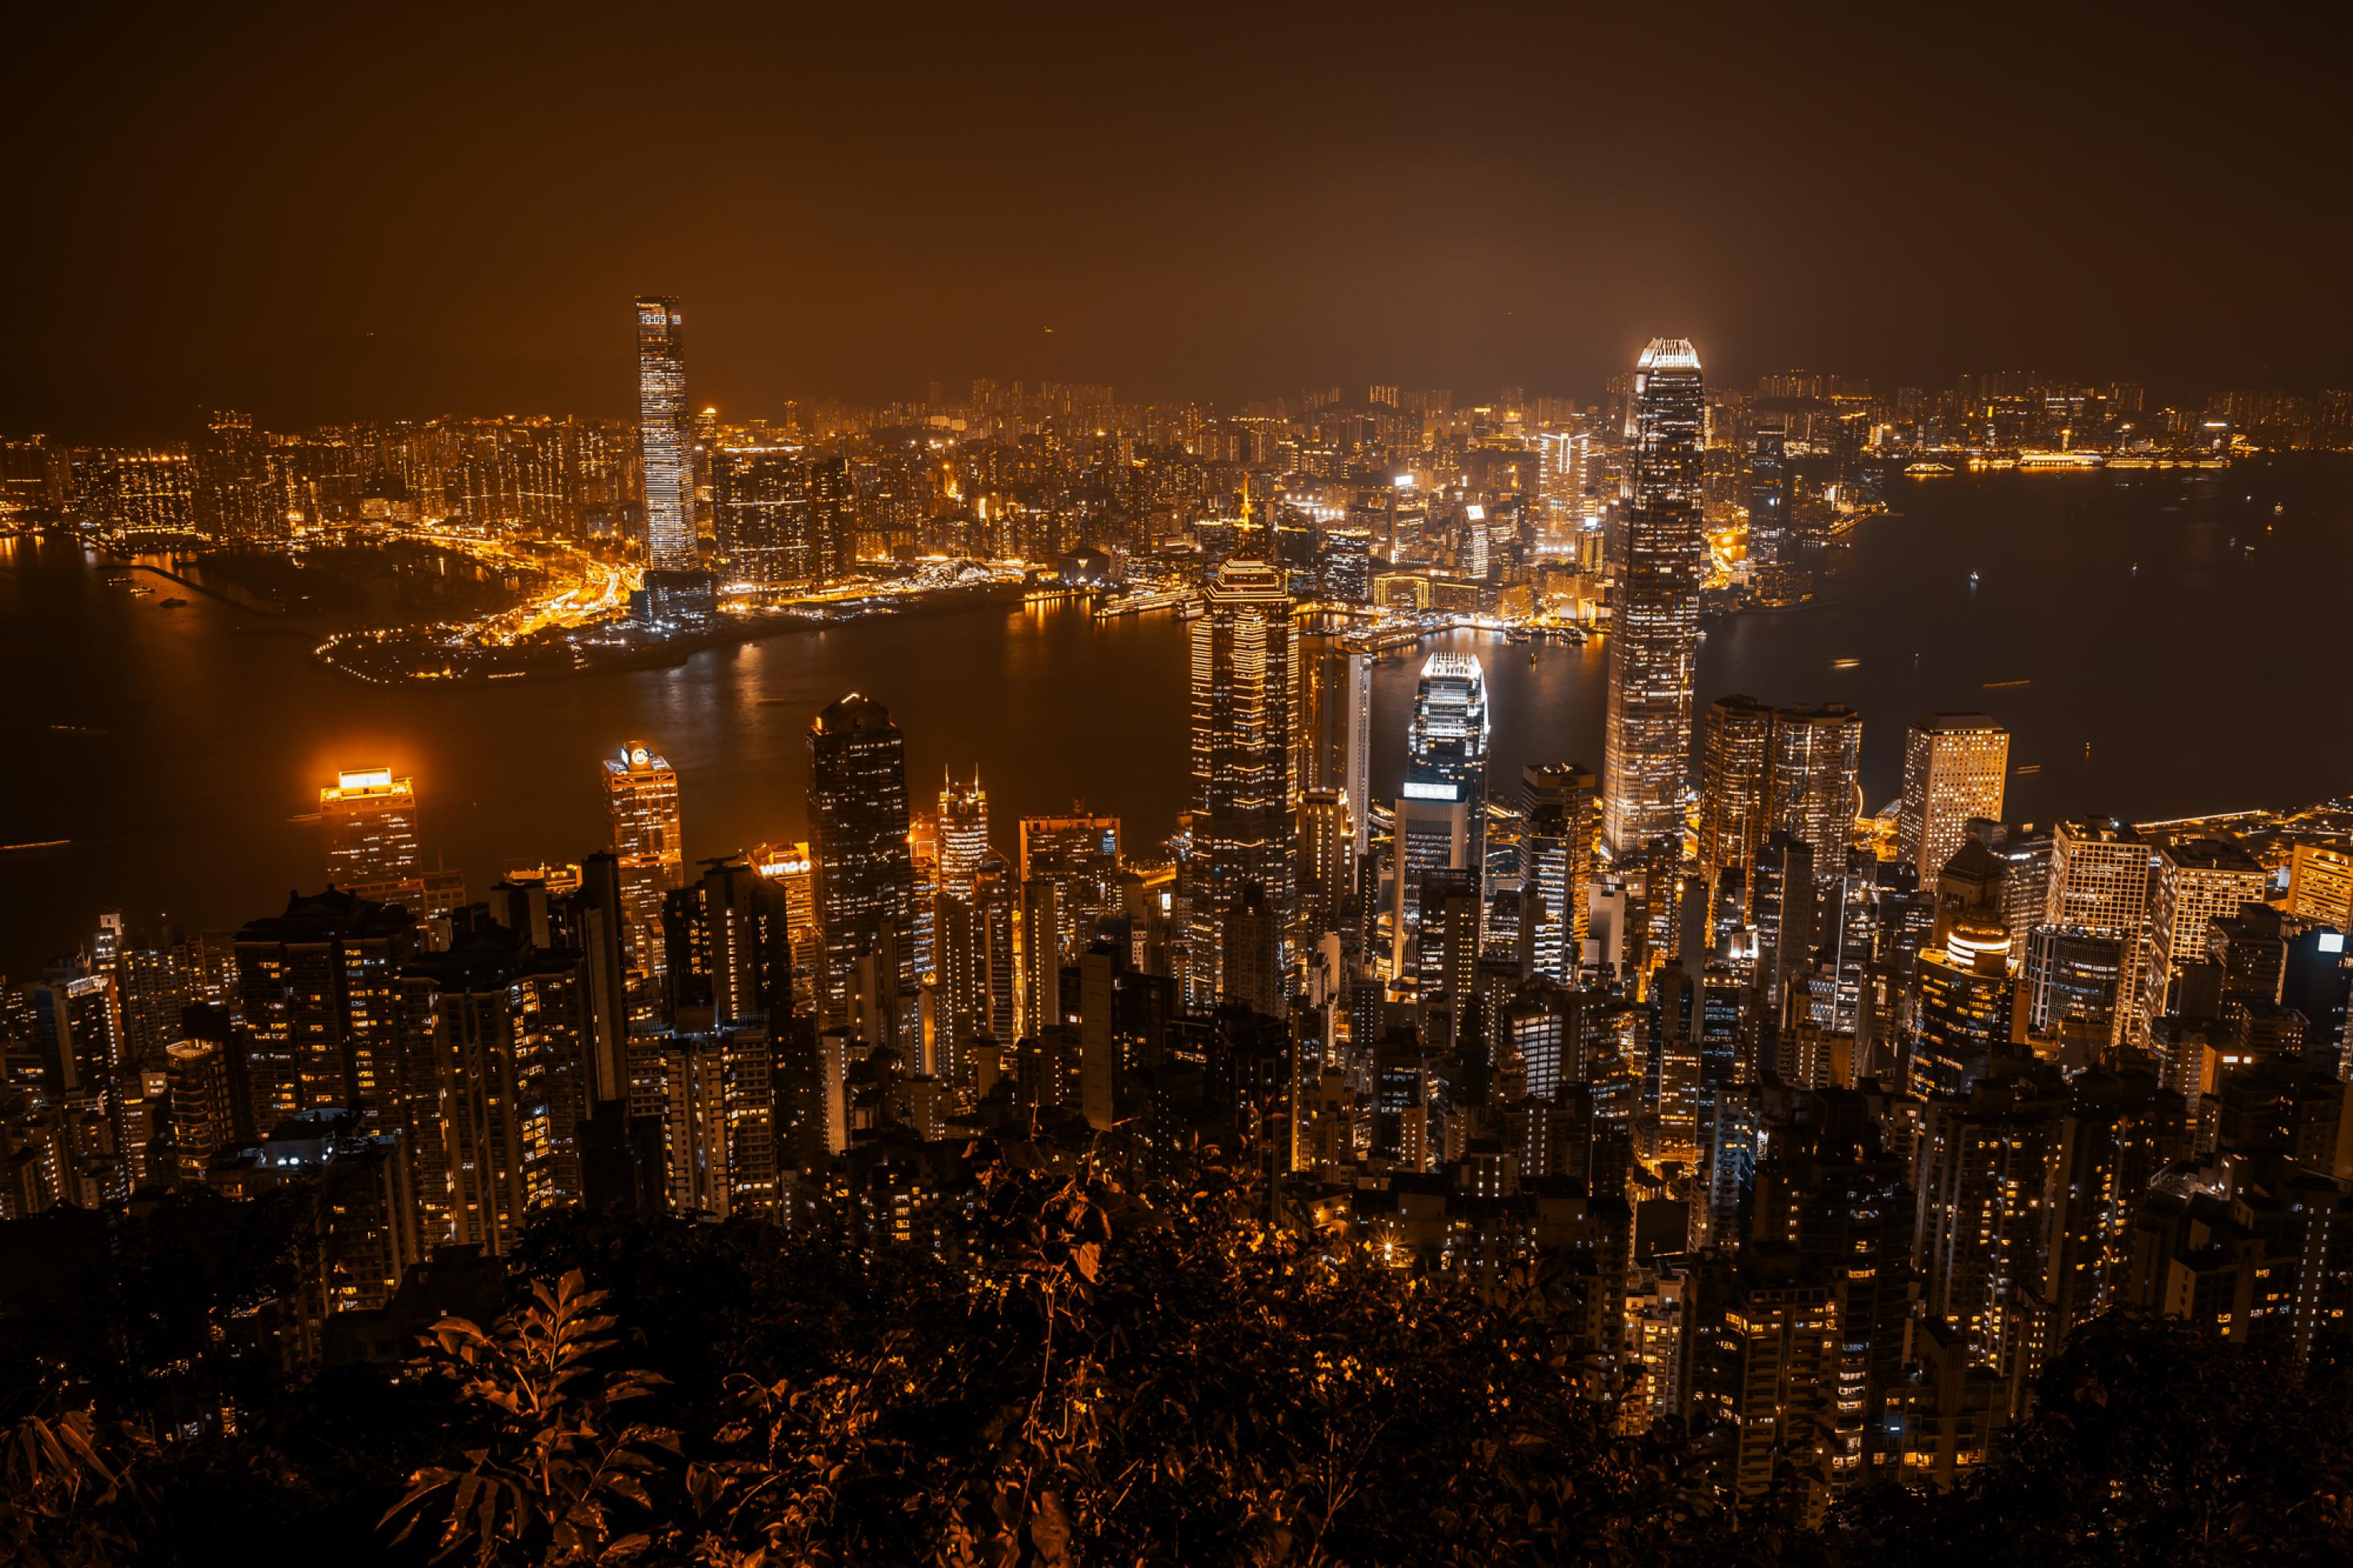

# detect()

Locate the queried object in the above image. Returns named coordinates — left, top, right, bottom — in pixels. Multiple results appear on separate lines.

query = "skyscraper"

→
left=938, top=771, right=991, bottom=900
left=1603, top=339, right=1707, bottom=856
left=1298, top=636, right=1372, bottom=860
left=1749, top=427, right=1789, bottom=566
left=322, top=767, right=420, bottom=884
left=712, top=444, right=811, bottom=584
left=1523, top=762, right=1599, bottom=982
left=808, top=693, right=917, bottom=1043
left=635, top=295, right=697, bottom=571
left=1696, top=696, right=1776, bottom=922
left=1769, top=704, right=1863, bottom=877
left=1393, top=653, right=1491, bottom=960
left=604, top=742, right=685, bottom=979
left=1896, top=714, right=2009, bottom=880
left=1183, top=559, right=1295, bottom=1007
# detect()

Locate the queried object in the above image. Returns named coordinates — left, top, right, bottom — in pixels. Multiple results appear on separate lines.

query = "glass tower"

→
left=635, top=295, right=697, bottom=571
left=1183, top=559, right=1295, bottom=1007
left=1603, top=338, right=1707, bottom=856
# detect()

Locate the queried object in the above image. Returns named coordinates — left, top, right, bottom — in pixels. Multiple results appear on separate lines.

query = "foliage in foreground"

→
left=3, top=1141, right=2350, bottom=1566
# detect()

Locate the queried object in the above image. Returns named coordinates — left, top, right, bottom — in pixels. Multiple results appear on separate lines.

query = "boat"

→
left=1968, top=570, right=1980, bottom=587
left=1831, top=657, right=1861, bottom=670
left=159, top=596, right=189, bottom=608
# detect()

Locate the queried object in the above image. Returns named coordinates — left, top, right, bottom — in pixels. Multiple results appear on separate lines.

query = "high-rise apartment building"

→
left=2143, top=836, right=2268, bottom=1026
left=1768, top=703, right=1863, bottom=886
left=2046, top=819, right=2156, bottom=1039
left=1183, top=559, right=1295, bottom=1006
left=322, top=768, right=420, bottom=884
left=808, top=694, right=917, bottom=1043
left=1602, top=339, right=1706, bottom=855
left=711, top=445, right=812, bottom=584
left=234, top=888, right=423, bottom=1123
left=1696, top=696, right=1775, bottom=922
left=635, top=295, right=697, bottom=571
left=1897, top=715, right=2009, bottom=880
left=603, top=742, right=685, bottom=980
left=1524, top=763, right=1599, bottom=982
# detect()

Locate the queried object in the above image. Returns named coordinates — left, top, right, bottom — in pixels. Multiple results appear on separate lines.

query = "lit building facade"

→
left=635, top=295, right=697, bottom=571
left=1183, top=559, right=1295, bottom=1006
left=1602, top=338, right=1706, bottom=856
left=808, top=693, right=917, bottom=1045
left=1897, top=714, right=2009, bottom=881
left=321, top=767, right=420, bottom=885
left=603, top=741, right=686, bottom=980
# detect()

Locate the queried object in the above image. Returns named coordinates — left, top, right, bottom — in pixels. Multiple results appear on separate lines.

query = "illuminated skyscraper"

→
left=234, top=888, right=420, bottom=1122
left=1183, top=559, right=1295, bottom=1006
left=1749, top=427, right=1789, bottom=565
left=1299, top=637, right=1371, bottom=860
left=938, top=771, right=991, bottom=900
left=1393, top=652, right=1491, bottom=955
left=1019, top=809, right=1122, bottom=964
left=712, top=445, right=811, bottom=584
left=1896, top=714, right=2009, bottom=880
left=2142, top=836, right=2267, bottom=1033
left=635, top=295, right=697, bottom=571
left=1523, top=762, right=1598, bottom=982
left=322, top=767, right=420, bottom=884
left=603, top=742, right=685, bottom=979
left=1696, top=696, right=1775, bottom=922
left=1768, top=704, right=1863, bottom=877
left=808, top=694, right=917, bottom=1044
left=1603, top=339, right=1707, bottom=855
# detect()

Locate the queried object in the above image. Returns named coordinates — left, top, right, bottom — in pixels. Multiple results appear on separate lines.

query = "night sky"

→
left=6, top=2, right=2347, bottom=437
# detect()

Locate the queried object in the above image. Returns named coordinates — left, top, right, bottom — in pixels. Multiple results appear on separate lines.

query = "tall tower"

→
left=1897, top=714, right=2009, bottom=880
left=1768, top=703, right=1863, bottom=878
left=1522, top=762, right=1598, bottom=982
left=808, top=693, right=917, bottom=1043
left=1184, top=559, right=1295, bottom=1007
left=1393, top=652, right=1492, bottom=952
left=1603, top=338, right=1707, bottom=856
left=321, top=767, right=420, bottom=884
left=937, top=770, right=991, bottom=900
left=1696, top=695, right=1775, bottom=920
left=603, top=741, right=685, bottom=979
left=635, top=295, right=697, bottom=571
left=1749, top=427, right=1789, bottom=566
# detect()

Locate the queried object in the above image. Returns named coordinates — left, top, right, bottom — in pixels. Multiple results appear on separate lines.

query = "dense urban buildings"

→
left=9, top=317, right=2353, bottom=1558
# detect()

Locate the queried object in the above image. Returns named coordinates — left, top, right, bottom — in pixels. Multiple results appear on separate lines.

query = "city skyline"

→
left=6, top=14, right=2353, bottom=1555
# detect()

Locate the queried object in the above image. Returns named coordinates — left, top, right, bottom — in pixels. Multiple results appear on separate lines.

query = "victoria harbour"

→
left=8, top=459, right=2347, bottom=976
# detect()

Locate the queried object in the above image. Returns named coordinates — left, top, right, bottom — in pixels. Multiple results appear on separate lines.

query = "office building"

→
left=321, top=768, right=421, bottom=885
left=635, top=295, right=697, bottom=571
left=808, top=694, right=917, bottom=1045
left=1183, top=559, right=1295, bottom=1007
left=603, top=742, right=686, bottom=980
left=1897, top=715, right=2009, bottom=881
left=1602, top=338, right=1706, bottom=855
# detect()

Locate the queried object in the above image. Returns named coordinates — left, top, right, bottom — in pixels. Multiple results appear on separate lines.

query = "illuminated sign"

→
left=1400, top=780, right=1459, bottom=801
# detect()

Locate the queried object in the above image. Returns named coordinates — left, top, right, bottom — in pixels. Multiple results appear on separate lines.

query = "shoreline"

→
left=313, top=577, right=1042, bottom=687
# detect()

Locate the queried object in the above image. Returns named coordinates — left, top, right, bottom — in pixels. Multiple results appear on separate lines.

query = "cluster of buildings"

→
left=6, top=333, right=2352, bottom=1519
left=10, top=295, right=2350, bottom=633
